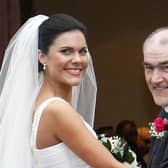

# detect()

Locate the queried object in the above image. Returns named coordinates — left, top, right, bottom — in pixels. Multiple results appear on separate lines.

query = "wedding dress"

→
left=31, top=97, right=97, bottom=168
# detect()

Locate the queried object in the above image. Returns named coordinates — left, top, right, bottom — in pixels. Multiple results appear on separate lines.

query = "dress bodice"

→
left=31, top=97, right=96, bottom=168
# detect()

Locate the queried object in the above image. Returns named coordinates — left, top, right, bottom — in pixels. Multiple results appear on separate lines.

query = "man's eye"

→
left=144, top=66, right=153, bottom=71
left=161, top=65, right=168, bottom=72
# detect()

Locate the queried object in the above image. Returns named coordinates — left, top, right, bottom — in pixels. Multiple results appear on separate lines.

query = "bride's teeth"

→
left=70, top=69, right=80, bottom=72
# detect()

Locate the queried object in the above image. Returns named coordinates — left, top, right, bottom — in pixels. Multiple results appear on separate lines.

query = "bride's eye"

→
left=79, top=48, right=87, bottom=56
left=60, top=48, right=73, bottom=55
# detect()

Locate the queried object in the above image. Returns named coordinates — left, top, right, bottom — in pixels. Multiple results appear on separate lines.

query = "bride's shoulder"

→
left=34, top=96, right=80, bottom=123
left=35, top=97, right=66, bottom=111
left=42, top=97, right=75, bottom=116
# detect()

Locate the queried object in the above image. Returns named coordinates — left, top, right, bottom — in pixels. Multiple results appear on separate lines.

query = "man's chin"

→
left=153, top=97, right=168, bottom=107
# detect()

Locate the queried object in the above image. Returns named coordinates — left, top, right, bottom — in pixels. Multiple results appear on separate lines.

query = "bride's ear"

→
left=38, top=49, right=47, bottom=65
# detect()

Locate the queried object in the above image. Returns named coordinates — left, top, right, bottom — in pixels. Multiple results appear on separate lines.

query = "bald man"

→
left=143, top=28, right=168, bottom=168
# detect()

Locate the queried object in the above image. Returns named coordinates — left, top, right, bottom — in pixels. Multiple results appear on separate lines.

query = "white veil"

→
left=72, top=53, right=97, bottom=126
left=0, top=15, right=97, bottom=168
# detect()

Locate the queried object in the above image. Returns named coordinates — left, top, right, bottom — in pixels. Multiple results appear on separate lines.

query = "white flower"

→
left=109, top=136, right=125, bottom=157
left=99, top=134, right=141, bottom=168
left=149, top=122, right=165, bottom=139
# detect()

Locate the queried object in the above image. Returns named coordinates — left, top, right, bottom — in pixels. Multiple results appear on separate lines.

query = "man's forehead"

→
left=143, top=51, right=168, bottom=65
left=144, top=45, right=168, bottom=55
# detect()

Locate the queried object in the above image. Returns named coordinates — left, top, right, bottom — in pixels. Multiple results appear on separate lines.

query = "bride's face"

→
left=41, top=30, right=88, bottom=87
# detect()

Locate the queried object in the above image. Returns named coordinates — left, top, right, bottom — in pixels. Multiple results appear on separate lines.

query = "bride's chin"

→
left=72, top=81, right=81, bottom=86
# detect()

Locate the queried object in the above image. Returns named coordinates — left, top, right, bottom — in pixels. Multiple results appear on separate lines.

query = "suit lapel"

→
left=149, top=109, right=168, bottom=168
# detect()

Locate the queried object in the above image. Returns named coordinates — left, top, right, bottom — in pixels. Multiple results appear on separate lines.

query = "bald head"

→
left=143, top=28, right=168, bottom=54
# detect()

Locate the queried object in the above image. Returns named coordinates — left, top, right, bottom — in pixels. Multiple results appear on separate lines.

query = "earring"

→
left=43, top=63, right=47, bottom=70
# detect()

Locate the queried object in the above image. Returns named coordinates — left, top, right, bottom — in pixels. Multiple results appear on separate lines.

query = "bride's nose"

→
left=71, top=53, right=81, bottom=63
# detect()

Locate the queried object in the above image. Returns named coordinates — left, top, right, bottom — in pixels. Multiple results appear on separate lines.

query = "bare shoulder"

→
left=45, top=99, right=81, bottom=120
left=43, top=99, right=84, bottom=134
left=42, top=98, right=89, bottom=143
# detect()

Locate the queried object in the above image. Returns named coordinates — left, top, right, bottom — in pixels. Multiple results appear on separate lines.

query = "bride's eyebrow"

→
left=59, top=46, right=87, bottom=50
left=60, top=46, right=73, bottom=49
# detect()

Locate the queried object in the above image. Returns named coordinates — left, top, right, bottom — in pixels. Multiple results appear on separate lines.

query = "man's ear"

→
left=38, top=49, right=47, bottom=65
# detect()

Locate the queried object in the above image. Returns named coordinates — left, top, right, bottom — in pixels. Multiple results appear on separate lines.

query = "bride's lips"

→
left=65, top=68, right=82, bottom=76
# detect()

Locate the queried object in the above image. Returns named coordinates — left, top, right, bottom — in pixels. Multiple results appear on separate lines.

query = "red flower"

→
left=154, top=117, right=167, bottom=132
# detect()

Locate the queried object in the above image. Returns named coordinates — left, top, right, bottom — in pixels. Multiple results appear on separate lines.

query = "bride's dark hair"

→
left=38, top=14, right=87, bottom=72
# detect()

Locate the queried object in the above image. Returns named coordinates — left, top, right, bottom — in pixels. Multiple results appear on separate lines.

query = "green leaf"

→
left=102, top=139, right=111, bottom=151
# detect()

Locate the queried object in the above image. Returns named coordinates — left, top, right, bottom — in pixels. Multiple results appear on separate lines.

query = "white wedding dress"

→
left=31, top=97, right=97, bottom=168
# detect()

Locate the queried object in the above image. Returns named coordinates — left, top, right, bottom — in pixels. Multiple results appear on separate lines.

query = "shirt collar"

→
left=164, top=106, right=168, bottom=113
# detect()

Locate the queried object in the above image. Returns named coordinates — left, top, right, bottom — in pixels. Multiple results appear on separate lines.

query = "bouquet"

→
left=99, top=134, right=141, bottom=168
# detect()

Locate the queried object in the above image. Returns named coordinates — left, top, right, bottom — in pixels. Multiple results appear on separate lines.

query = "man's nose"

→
left=151, top=69, right=163, bottom=83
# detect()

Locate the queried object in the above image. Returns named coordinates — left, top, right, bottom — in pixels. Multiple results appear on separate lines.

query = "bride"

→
left=0, top=13, right=126, bottom=168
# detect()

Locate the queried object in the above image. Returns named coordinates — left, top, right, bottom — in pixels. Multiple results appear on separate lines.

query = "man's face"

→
left=144, top=49, right=168, bottom=107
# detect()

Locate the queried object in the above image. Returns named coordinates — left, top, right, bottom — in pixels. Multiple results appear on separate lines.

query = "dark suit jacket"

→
left=148, top=110, right=168, bottom=168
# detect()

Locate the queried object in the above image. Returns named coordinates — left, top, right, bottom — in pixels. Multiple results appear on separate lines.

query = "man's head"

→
left=143, top=28, right=168, bottom=107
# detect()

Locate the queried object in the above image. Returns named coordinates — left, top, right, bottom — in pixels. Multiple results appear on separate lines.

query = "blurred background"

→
left=1, top=0, right=167, bottom=129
